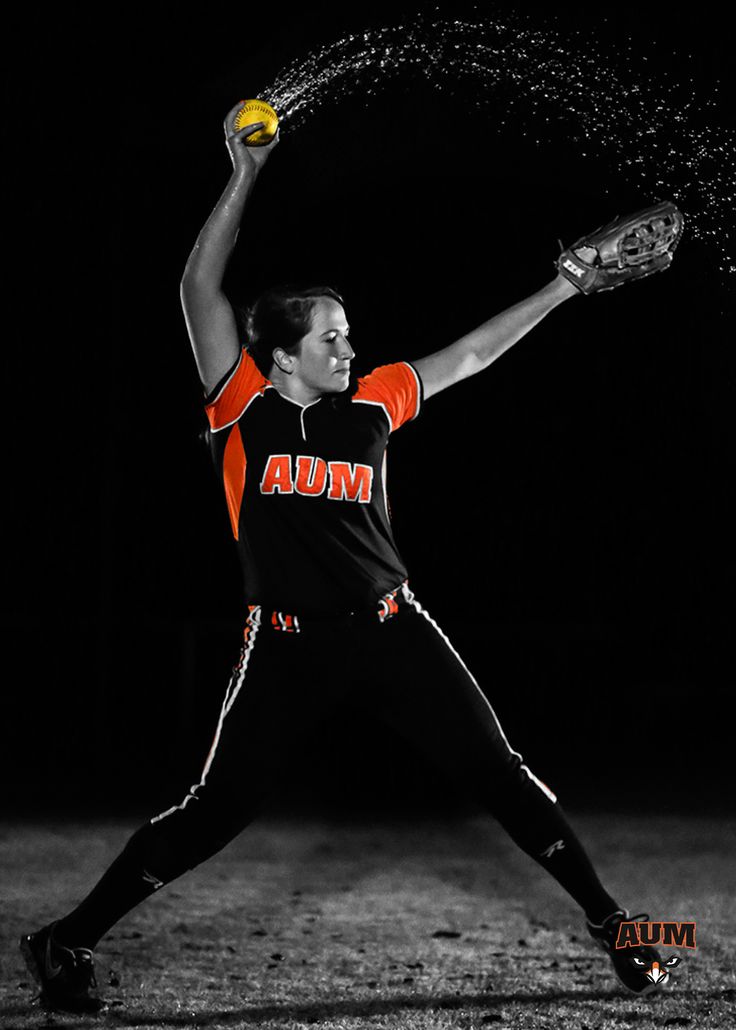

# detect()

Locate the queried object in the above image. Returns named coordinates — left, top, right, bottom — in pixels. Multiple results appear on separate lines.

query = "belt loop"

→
left=244, top=604, right=262, bottom=640
left=266, top=584, right=412, bottom=630
left=271, top=610, right=300, bottom=633
left=377, top=583, right=403, bottom=623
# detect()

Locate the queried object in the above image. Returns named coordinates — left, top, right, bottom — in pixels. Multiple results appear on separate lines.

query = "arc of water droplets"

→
left=261, top=15, right=734, bottom=281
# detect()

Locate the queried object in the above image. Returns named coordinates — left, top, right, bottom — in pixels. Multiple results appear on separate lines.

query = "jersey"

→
left=204, top=347, right=423, bottom=616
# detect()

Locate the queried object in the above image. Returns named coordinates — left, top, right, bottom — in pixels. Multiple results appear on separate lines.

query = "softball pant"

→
left=54, top=583, right=618, bottom=947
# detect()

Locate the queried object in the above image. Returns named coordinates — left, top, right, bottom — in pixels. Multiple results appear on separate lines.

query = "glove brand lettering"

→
left=261, top=454, right=374, bottom=503
left=562, top=257, right=585, bottom=278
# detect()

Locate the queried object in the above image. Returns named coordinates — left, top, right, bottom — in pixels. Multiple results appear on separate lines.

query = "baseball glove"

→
left=556, top=201, right=684, bottom=295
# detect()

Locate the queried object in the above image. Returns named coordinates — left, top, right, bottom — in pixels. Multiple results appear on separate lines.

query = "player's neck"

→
left=268, top=368, right=324, bottom=407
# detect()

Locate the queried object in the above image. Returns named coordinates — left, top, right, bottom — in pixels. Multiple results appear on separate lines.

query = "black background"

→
left=6, top=3, right=734, bottom=815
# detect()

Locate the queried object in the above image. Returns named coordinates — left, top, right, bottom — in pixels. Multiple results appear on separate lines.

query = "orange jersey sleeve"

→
left=353, top=361, right=423, bottom=432
left=204, top=348, right=270, bottom=432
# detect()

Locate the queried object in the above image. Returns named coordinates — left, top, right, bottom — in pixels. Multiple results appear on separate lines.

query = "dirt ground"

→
left=1, top=811, right=734, bottom=1029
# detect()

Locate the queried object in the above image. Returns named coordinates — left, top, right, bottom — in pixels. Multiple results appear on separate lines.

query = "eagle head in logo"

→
left=631, top=954, right=681, bottom=985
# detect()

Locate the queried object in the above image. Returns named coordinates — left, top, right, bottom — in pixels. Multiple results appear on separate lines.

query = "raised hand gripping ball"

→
left=234, top=99, right=279, bottom=146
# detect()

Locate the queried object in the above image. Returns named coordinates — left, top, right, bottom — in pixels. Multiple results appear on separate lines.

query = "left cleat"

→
left=20, top=921, right=104, bottom=1013
left=586, top=909, right=668, bottom=996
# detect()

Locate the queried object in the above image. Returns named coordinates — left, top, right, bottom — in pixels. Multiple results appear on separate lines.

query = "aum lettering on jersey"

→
left=260, top=454, right=374, bottom=503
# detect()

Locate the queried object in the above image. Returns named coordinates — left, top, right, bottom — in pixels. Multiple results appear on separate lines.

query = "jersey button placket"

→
left=298, top=398, right=321, bottom=442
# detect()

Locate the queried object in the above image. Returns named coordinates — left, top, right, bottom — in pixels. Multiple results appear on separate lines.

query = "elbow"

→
left=179, top=277, right=195, bottom=311
left=180, top=273, right=216, bottom=304
left=180, top=268, right=202, bottom=291
left=460, top=350, right=487, bottom=379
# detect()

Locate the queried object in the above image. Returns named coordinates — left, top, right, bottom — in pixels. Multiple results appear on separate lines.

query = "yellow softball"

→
left=234, top=99, right=279, bottom=146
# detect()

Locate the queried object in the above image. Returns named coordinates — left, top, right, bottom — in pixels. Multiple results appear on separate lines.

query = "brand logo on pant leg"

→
left=142, top=869, right=164, bottom=890
left=540, top=839, right=566, bottom=858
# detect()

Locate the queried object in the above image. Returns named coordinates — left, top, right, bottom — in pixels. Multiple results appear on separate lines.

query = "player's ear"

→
left=272, top=348, right=294, bottom=374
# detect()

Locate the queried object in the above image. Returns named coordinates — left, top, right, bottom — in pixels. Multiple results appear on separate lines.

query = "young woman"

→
left=21, top=101, right=664, bottom=1012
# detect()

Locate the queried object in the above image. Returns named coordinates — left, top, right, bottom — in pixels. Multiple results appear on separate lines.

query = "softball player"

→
left=20, top=102, right=664, bottom=1011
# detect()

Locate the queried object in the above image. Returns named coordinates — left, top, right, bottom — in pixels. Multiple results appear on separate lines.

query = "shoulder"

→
left=352, top=362, right=423, bottom=433
left=204, top=347, right=271, bottom=432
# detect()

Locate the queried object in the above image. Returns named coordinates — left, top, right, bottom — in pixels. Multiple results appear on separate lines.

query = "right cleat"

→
left=586, top=908, right=668, bottom=996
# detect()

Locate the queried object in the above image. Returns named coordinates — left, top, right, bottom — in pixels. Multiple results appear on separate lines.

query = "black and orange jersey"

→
left=204, top=348, right=423, bottom=616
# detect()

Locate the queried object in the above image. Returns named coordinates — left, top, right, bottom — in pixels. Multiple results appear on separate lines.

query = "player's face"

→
left=293, top=297, right=355, bottom=396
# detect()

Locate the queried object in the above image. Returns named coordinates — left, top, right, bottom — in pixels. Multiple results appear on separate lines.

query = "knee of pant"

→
left=518, top=763, right=558, bottom=805
left=122, top=806, right=243, bottom=882
left=501, top=753, right=558, bottom=803
left=119, top=819, right=189, bottom=881
left=474, top=761, right=558, bottom=817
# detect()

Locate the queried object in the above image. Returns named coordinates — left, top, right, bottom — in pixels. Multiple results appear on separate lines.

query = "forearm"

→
left=180, top=166, right=259, bottom=288
left=453, top=275, right=578, bottom=374
left=413, top=275, right=579, bottom=398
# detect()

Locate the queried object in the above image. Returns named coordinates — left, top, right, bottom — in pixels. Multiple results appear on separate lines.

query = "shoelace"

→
left=71, top=949, right=97, bottom=989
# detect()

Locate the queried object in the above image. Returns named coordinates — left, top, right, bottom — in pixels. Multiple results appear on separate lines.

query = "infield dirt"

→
left=2, top=812, right=734, bottom=1029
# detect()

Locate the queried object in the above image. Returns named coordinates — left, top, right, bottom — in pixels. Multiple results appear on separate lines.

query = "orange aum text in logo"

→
left=615, top=922, right=696, bottom=950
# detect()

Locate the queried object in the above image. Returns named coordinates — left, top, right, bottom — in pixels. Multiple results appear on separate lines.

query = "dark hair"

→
left=237, top=284, right=345, bottom=376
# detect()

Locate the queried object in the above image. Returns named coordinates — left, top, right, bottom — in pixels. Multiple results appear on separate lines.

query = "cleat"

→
left=586, top=909, right=667, bottom=996
left=19, top=921, right=104, bottom=1013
